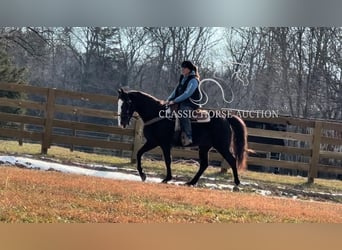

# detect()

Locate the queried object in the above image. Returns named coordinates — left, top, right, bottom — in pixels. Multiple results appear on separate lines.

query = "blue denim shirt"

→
left=167, top=72, right=199, bottom=103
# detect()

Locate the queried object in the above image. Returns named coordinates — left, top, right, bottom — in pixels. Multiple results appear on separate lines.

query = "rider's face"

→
left=181, top=67, right=190, bottom=76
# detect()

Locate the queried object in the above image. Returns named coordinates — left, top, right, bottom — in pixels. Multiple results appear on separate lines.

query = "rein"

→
left=119, top=92, right=169, bottom=127
left=143, top=117, right=164, bottom=126
left=142, top=104, right=171, bottom=127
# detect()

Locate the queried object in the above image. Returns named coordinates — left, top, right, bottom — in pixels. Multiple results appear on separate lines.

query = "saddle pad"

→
left=191, top=109, right=210, bottom=123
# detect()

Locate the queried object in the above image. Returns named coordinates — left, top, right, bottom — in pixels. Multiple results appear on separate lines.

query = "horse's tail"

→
left=227, top=115, right=249, bottom=170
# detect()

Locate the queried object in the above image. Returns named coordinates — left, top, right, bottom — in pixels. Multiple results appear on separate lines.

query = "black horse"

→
left=118, top=88, right=249, bottom=187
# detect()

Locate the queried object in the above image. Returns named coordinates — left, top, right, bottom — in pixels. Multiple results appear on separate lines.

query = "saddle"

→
left=190, top=109, right=210, bottom=123
left=166, top=104, right=210, bottom=124
left=166, top=104, right=210, bottom=146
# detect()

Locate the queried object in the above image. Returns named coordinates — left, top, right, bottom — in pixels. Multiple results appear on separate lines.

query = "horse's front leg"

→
left=137, top=141, right=157, bottom=181
left=160, top=145, right=172, bottom=183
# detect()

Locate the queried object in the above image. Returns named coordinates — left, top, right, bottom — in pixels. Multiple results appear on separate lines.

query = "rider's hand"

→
left=167, top=100, right=175, bottom=105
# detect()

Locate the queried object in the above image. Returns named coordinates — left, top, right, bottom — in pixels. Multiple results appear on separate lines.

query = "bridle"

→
left=119, top=99, right=136, bottom=126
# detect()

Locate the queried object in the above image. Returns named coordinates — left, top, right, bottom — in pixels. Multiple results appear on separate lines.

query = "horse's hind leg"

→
left=137, top=141, right=157, bottom=181
left=186, top=145, right=211, bottom=186
left=216, top=148, right=240, bottom=187
left=160, top=145, right=172, bottom=183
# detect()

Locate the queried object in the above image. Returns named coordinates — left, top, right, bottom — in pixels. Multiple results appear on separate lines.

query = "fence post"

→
left=308, top=121, right=322, bottom=183
left=41, top=88, right=56, bottom=154
left=18, top=122, right=24, bottom=146
left=220, top=142, right=235, bottom=173
left=131, top=118, right=143, bottom=163
left=220, top=158, right=230, bottom=173
left=70, top=128, right=76, bottom=152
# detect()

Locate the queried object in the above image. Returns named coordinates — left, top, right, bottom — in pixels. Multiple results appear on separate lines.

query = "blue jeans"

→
left=179, top=103, right=194, bottom=140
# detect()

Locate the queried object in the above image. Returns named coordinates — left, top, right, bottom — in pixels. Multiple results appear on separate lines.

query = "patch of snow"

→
left=255, top=190, right=272, bottom=196
left=0, top=156, right=163, bottom=183
left=204, top=183, right=235, bottom=190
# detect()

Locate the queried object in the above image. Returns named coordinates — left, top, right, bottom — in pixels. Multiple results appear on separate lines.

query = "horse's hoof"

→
left=161, top=177, right=172, bottom=183
left=140, top=172, right=146, bottom=182
left=232, top=186, right=240, bottom=192
left=185, top=182, right=195, bottom=186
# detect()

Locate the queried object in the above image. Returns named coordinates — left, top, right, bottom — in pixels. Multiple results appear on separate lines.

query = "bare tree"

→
left=116, top=27, right=149, bottom=89
left=223, top=27, right=342, bottom=120
left=143, top=27, right=217, bottom=97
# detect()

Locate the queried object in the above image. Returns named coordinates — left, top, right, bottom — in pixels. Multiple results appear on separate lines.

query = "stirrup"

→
left=181, top=132, right=192, bottom=146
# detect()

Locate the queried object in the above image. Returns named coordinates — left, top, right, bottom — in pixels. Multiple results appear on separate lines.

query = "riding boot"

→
left=179, top=103, right=194, bottom=146
left=181, top=132, right=193, bottom=146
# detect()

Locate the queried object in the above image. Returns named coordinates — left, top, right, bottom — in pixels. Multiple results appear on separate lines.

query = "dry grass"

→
left=0, top=166, right=341, bottom=223
left=0, top=140, right=341, bottom=223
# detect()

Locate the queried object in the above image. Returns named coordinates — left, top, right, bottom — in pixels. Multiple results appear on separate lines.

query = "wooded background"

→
left=1, top=27, right=341, bottom=120
left=0, top=27, right=341, bottom=180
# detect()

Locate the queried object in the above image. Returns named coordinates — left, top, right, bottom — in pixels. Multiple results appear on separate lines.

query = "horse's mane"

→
left=128, top=90, right=165, bottom=106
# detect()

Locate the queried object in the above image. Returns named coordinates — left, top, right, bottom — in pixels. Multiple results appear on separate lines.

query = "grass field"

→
left=0, top=140, right=341, bottom=223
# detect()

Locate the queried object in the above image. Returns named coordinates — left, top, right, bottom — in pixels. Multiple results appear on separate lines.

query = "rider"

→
left=166, top=60, right=201, bottom=146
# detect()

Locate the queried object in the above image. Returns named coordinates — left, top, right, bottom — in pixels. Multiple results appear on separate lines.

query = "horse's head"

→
left=118, top=88, right=135, bottom=128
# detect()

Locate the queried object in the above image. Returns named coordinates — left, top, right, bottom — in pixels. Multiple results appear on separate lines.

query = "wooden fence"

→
left=0, top=83, right=341, bottom=183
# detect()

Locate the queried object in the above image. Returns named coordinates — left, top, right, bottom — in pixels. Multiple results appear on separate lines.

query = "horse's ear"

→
left=117, top=88, right=125, bottom=98
left=118, top=88, right=130, bottom=101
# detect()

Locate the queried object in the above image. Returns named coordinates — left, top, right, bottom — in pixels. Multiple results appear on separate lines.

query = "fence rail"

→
left=0, top=82, right=341, bottom=183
